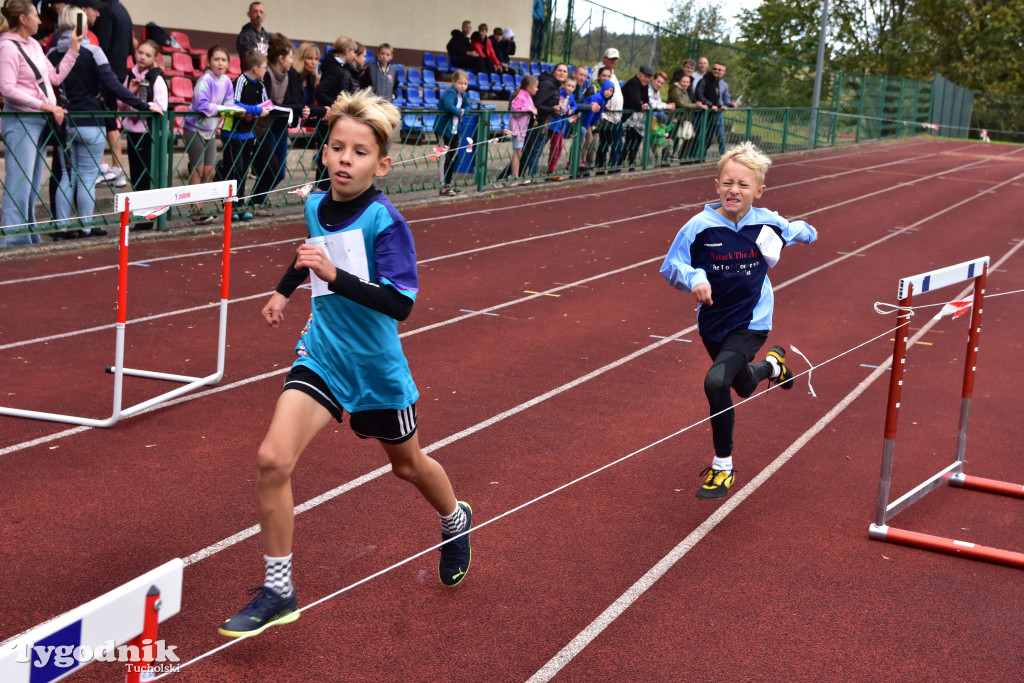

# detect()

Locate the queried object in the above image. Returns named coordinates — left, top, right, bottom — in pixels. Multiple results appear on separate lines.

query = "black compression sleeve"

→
left=326, top=267, right=414, bottom=321
left=275, top=255, right=309, bottom=297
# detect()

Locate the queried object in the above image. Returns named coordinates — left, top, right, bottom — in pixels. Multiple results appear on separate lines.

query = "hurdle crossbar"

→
left=0, top=181, right=236, bottom=428
left=869, top=255, right=1024, bottom=569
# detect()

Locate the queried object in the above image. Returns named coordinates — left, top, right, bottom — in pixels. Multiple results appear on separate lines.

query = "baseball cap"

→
left=604, top=48, right=619, bottom=59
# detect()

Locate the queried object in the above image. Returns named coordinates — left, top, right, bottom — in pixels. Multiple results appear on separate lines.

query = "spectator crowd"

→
left=0, top=3, right=738, bottom=246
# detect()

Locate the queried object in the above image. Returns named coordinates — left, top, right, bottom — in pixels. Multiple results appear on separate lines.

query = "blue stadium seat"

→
left=422, top=113, right=437, bottom=131
left=365, top=49, right=374, bottom=63
left=423, top=88, right=438, bottom=107
left=529, top=62, right=541, bottom=77
left=476, top=72, right=491, bottom=93
left=392, top=89, right=405, bottom=108
left=422, top=69, right=437, bottom=89
left=489, top=73, right=503, bottom=92
left=422, top=52, right=437, bottom=71
left=395, top=65, right=406, bottom=84
left=406, top=68, right=422, bottom=88
left=401, top=113, right=425, bottom=132
left=436, top=53, right=451, bottom=73
left=467, top=90, right=482, bottom=108
left=405, top=88, right=423, bottom=108
left=465, top=71, right=478, bottom=90
left=501, top=73, right=515, bottom=94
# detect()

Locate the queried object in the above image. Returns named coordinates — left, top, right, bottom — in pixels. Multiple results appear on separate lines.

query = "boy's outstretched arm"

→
left=784, top=219, right=818, bottom=245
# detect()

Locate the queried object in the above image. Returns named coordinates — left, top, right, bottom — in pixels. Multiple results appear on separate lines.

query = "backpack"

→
left=145, top=22, right=180, bottom=50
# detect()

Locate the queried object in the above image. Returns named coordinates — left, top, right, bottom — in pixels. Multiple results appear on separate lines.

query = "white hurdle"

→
left=0, top=558, right=184, bottom=683
left=0, top=181, right=237, bottom=428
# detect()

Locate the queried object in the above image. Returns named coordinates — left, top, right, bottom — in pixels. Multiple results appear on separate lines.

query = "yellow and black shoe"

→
left=218, top=586, right=299, bottom=637
left=439, top=502, right=472, bottom=587
left=696, top=467, right=736, bottom=499
left=766, top=346, right=795, bottom=390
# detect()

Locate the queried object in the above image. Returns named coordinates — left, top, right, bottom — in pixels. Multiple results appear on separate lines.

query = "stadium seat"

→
left=489, top=72, right=503, bottom=92
left=529, top=62, right=541, bottom=77
left=395, top=64, right=406, bottom=84
left=475, top=72, right=490, bottom=94
left=164, top=51, right=198, bottom=78
left=365, top=48, right=374, bottom=63
left=421, top=113, right=436, bottom=131
left=166, top=76, right=194, bottom=104
left=422, top=69, right=437, bottom=89
left=392, top=89, right=405, bottom=108
left=401, top=113, right=425, bottom=132
left=501, top=73, right=515, bottom=94
left=423, top=88, right=438, bottom=107
left=422, top=52, right=437, bottom=71
left=435, top=53, right=451, bottom=73
left=466, top=90, right=481, bottom=108
left=405, top=68, right=422, bottom=88
left=405, top=88, right=423, bottom=108
left=170, top=31, right=205, bottom=56
left=465, top=71, right=478, bottom=90
left=227, top=56, right=242, bottom=79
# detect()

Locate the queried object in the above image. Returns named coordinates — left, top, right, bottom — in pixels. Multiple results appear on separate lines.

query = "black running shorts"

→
left=283, top=365, right=417, bottom=444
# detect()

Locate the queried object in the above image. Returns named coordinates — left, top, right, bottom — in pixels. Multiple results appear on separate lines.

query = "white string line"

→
left=526, top=235, right=1024, bottom=682
left=154, top=313, right=922, bottom=679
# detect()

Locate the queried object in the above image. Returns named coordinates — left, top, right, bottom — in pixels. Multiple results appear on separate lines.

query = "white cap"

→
left=604, top=48, right=620, bottom=59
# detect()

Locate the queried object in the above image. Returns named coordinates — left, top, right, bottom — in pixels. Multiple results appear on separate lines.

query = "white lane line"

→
left=525, top=237, right=1024, bottom=682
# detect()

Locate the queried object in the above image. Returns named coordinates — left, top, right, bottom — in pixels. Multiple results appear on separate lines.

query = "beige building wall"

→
left=133, top=0, right=532, bottom=54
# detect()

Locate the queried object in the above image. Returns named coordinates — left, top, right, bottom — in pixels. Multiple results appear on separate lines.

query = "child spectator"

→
left=118, top=38, right=167, bottom=230
left=545, top=76, right=577, bottom=179
left=471, top=23, right=500, bottom=74
left=183, top=45, right=234, bottom=224
left=359, top=42, right=396, bottom=101
left=218, top=89, right=473, bottom=638
left=433, top=69, right=468, bottom=196
left=579, top=77, right=613, bottom=171
left=659, top=142, right=818, bottom=499
left=504, top=74, right=538, bottom=185
left=219, top=49, right=273, bottom=220
left=315, top=36, right=358, bottom=107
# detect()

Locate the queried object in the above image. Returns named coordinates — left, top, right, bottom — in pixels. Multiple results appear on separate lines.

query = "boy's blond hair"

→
left=326, top=88, right=402, bottom=157
left=718, top=141, right=772, bottom=186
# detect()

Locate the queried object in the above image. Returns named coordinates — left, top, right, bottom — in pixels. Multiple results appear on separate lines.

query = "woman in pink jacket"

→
left=0, top=0, right=81, bottom=246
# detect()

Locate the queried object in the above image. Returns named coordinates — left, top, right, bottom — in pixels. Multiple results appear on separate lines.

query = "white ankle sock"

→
left=766, top=355, right=781, bottom=379
left=712, top=456, right=733, bottom=471
left=264, top=554, right=294, bottom=598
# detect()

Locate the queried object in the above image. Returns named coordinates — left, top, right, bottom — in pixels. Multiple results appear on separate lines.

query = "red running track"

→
left=1, top=138, right=1023, bottom=681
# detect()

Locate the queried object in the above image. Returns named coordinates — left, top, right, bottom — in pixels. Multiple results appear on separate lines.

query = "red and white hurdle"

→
left=868, top=255, right=1024, bottom=569
left=0, top=181, right=237, bottom=428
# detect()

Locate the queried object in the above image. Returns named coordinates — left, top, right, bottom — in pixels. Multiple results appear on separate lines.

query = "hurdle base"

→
left=869, top=524, right=1024, bottom=569
left=949, top=473, right=1024, bottom=499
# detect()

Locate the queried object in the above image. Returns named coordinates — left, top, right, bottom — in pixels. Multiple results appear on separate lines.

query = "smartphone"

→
left=76, top=13, right=84, bottom=37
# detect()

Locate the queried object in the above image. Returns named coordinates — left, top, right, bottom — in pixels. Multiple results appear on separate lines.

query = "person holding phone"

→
left=45, top=4, right=161, bottom=237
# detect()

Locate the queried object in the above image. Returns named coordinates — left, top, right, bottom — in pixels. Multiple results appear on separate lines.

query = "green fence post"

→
left=641, top=109, right=652, bottom=170
left=476, top=111, right=490, bottom=192
left=781, top=108, right=790, bottom=153
left=745, top=108, right=753, bottom=144
left=151, top=112, right=169, bottom=231
left=855, top=72, right=866, bottom=142
left=568, top=114, right=582, bottom=179
left=877, top=75, right=888, bottom=139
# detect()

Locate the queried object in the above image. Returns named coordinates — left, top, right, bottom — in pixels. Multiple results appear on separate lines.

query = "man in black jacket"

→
left=237, top=2, right=271, bottom=57
left=621, top=65, right=652, bottom=166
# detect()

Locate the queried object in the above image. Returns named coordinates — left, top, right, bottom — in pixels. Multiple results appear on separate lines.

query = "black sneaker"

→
left=766, top=346, right=795, bottom=390
left=438, top=501, right=472, bottom=587
left=218, top=585, right=299, bottom=637
left=696, top=467, right=735, bottom=499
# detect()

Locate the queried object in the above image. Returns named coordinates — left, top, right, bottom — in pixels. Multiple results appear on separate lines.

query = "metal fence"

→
left=1, top=103, right=931, bottom=241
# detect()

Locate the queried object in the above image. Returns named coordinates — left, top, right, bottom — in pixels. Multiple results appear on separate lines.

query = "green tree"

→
left=658, top=0, right=729, bottom=73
